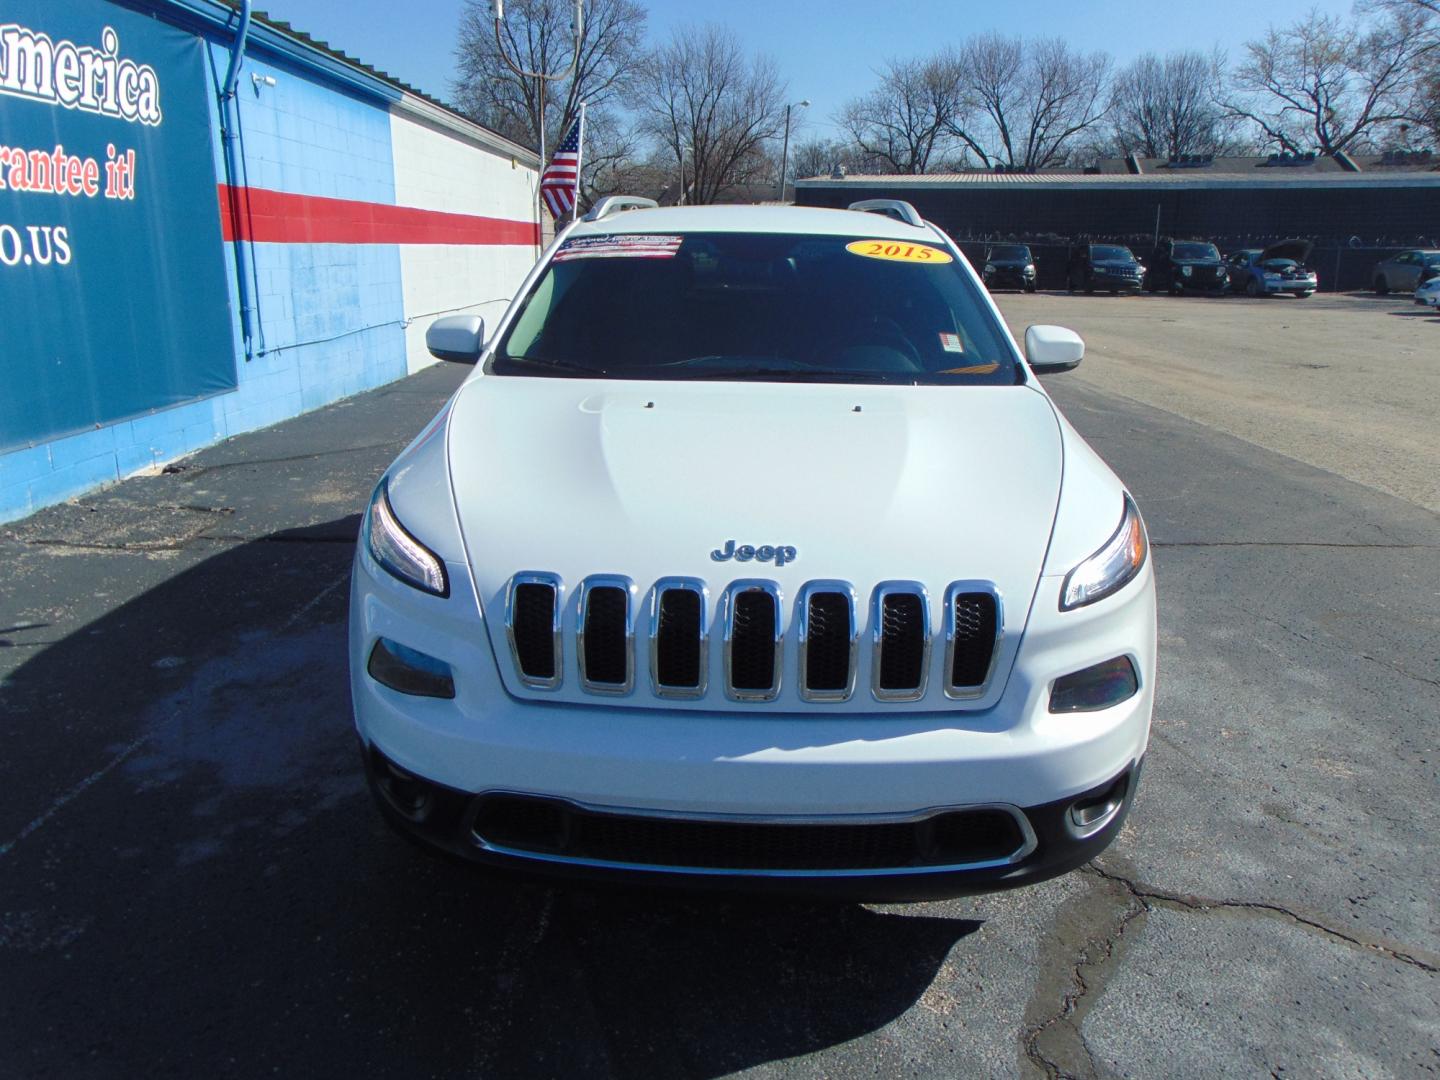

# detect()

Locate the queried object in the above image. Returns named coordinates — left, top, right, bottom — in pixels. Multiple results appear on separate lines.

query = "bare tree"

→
left=637, top=25, right=787, bottom=204
left=1108, top=51, right=1242, bottom=158
left=1223, top=8, right=1436, bottom=153
left=837, top=55, right=967, bottom=173
left=949, top=35, right=1113, bottom=169
left=452, top=0, right=646, bottom=165
left=789, top=137, right=873, bottom=179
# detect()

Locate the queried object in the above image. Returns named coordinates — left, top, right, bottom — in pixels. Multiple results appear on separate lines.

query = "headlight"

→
left=984, top=263, right=996, bottom=273
left=365, top=480, right=449, bottom=596
left=1265, top=272, right=1281, bottom=280
left=1024, top=264, right=1035, bottom=274
left=1181, top=265, right=1193, bottom=277
left=1060, top=494, right=1147, bottom=611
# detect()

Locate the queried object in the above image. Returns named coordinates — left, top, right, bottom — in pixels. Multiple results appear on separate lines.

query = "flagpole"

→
left=572, top=101, right=587, bottom=225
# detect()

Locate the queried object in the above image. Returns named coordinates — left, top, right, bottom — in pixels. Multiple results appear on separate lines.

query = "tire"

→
left=1374, top=276, right=1389, bottom=295
left=1169, top=280, right=1183, bottom=296
left=1024, top=282, right=1036, bottom=293
left=1245, top=277, right=1260, bottom=297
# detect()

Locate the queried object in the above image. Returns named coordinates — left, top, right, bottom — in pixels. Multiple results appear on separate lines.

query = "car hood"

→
left=446, top=375, right=1065, bottom=709
left=1094, top=260, right=1140, bottom=269
left=1175, top=258, right=1225, bottom=268
left=1259, top=239, right=1313, bottom=265
left=988, top=258, right=1032, bottom=267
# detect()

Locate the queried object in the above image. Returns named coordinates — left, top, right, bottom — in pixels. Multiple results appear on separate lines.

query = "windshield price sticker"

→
left=553, top=234, right=683, bottom=262
left=845, top=240, right=953, bottom=264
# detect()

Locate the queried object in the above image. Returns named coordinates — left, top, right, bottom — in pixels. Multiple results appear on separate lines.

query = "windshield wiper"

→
left=499, top=355, right=609, bottom=377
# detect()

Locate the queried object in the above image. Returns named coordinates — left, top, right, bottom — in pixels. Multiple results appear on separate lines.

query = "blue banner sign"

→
left=0, top=0, right=235, bottom=453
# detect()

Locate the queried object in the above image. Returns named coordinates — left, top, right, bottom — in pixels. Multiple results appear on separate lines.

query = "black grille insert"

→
left=511, top=582, right=557, bottom=681
left=655, top=588, right=702, bottom=689
left=949, top=592, right=998, bottom=689
left=582, top=585, right=629, bottom=687
left=729, top=588, right=778, bottom=693
left=472, top=795, right=1028, bottom=871
left=878, top=592, right=927, bottom=692
left=804, top=591, right=852, bottom=693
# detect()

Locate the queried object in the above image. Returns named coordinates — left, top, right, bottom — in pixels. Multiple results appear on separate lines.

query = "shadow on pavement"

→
left=0, top=518, right=977, bottom=1078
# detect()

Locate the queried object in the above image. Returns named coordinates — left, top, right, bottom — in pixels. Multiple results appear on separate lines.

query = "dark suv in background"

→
left=1145, top=240, right=1228, bottom=296
left=1068, top=244, right=1144, bottom=294
left=981, top=244, right=1037, bottom=292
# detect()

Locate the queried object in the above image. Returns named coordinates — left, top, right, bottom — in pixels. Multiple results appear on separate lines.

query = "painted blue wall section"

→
left=0, top=1, right=407, bottom=524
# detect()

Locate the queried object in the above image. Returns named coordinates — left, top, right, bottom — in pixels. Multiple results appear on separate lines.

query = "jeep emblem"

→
left=711, top=539, right=797, bottom=567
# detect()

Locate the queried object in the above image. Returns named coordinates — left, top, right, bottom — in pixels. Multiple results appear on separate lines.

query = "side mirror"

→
left=1025, top=324, right=1084, bottom=374
left=425, top=315, right=485, bottom=364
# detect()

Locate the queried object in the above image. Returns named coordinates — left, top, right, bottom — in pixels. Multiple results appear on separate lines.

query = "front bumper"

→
left=1262, top=276, right=1316, bottom=294
left=983, top=267, right=1035, bottom=290
left=363, top=742, right=1143, bottom=901
left=350, top=541, right=1156, bottom=898
left=1175, top=272, right=1228, bottom=293
left=1087, top=271, right=1142, bottom=291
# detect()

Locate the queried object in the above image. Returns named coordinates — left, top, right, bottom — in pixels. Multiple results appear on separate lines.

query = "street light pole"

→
left=492, top=0, right=584, bottom=250
left=778, top=98, right=809, bottom=202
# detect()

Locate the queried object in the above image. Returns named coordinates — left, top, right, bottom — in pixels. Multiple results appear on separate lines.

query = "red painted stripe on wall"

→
left=217, top=184, right=539, bottom=245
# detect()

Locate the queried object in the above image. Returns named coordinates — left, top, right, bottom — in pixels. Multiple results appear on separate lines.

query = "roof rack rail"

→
left=584, top=196, right=660, bottom=222
left=847, top=199, right=925, bottom=229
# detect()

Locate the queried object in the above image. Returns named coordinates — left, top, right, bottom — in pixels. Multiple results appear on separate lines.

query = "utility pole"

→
left=492, top=0, right=584, bottom=251
left=777, top=99, right=809, bottom=202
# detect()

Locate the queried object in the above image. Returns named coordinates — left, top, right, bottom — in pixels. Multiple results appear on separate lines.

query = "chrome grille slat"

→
left=650, top=578, right=708, bottom=698
left=505, top=572, right=562, bottom=689
left=798, top=581, right=857, bottom=702
left=944, top=583, right=1003, bottom=699
left=871, top=581, right=931, bottom=702
left=722, top=581, right=782, bottom=702
left=577, top=575, right=634, bottom=695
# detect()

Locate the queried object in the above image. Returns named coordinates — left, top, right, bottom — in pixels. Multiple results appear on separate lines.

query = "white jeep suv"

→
left=349, top=197, right=1156, bottom=900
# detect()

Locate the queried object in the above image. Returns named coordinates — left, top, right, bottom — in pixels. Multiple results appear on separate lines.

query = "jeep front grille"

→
left=502, top=574, right=1002, bottom=704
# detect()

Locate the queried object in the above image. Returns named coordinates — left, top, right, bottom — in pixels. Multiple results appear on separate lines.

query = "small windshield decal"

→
left=553, top=235, right=683, bottom=262
left=939, top=332, right=965, bottom=353
left=845, top=240, right=953, bottom=264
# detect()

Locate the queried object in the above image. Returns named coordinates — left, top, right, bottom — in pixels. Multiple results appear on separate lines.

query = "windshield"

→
left=1423, top=253, right=1440, bottom=266
left=989, top=245, right=1031, bottom=261
left=1172, top=242, right=1219, bottom=260
left=1090, top=245, right=1133, bottom=262
left=493, top=232, right=1020, bottom=386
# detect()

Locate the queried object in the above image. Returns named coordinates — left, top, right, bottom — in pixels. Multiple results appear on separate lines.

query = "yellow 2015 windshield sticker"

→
left=845, top=240, right=953, bottom=264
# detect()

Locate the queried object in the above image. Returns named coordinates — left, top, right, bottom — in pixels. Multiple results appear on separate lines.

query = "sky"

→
left=259, top=0, right=1359, bottom=141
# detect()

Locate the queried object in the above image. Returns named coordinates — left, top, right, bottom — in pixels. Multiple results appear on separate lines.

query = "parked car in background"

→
left=1414, top=276, right=1440, bottom=309
left=1372, top=249, right=1440, bottom=294
left=982, top=244, right=1037, bottom=292
left=1225, top=241, right=1318, bottom=298
left=1068, top=244, right=1144, bottom=294
left=1144, top=240, right=1228, bottom=296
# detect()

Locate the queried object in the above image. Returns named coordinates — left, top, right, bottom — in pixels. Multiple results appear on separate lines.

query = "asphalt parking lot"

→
left=2, top=294, right=1437, bottom=1078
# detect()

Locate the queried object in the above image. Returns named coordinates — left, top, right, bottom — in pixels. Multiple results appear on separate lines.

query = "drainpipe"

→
left=221, top=1, right=257, bottom=359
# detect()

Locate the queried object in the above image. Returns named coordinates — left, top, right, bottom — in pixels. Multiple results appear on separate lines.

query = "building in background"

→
left=796, top=159, right=1440, bottom=293
left=0, top=0, right=540, bottom=523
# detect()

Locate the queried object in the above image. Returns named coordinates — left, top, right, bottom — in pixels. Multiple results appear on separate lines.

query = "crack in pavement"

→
left=1020, top=857, right=1438, bottom=1080
left=1086, top=862, right=1439, bottom=973
left=14, top=534, right=357, bottom=554
left=1238, top=606, right=1440, bottom=691
left=157, top=441, right=400, bottom=479
left=1022, top=873, right=1146, bottom=1079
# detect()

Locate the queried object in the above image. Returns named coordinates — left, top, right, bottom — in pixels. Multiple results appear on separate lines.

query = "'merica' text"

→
left=0, top=24, right=161, bottom=127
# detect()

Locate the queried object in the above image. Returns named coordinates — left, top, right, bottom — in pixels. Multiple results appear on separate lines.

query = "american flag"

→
left=540, top=115, right=583, bottom=220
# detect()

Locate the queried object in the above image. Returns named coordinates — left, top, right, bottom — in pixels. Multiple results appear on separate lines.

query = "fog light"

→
left=371, top=748, right=435, bottom=822
left=1069, top=773, right=1129, bottom=833
left=367, top=638, right=455, bottom=699
left=1049, top=656, right=1138, bottom=713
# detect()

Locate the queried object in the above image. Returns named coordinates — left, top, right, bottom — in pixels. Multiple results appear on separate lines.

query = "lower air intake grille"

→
left=472, top=795, right=1029, bottom=871
left=949, top=592, right=998, bottom=690
left=877, top=591, right=927, bottom=694
left=511, top=581, right=557, bottom=682
left=654, top=587, right=703, bottom=691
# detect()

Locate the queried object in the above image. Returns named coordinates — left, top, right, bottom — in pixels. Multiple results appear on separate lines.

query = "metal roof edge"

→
left=794, top=174, right=1440, bottom=190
